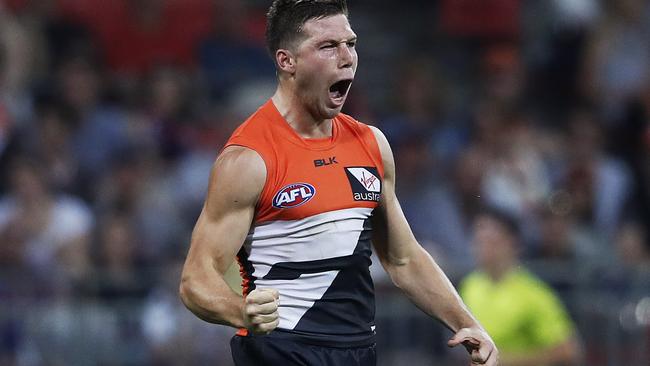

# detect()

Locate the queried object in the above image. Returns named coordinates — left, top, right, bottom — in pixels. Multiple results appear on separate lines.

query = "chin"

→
left=322, top=103, right=345, bottom=118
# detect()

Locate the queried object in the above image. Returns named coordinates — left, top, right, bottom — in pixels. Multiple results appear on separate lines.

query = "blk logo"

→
left=273, top=183, right=316, bottom=209
left=314, top=156, right=338, bottom=167
left=345, top=167, right=381, bottom=202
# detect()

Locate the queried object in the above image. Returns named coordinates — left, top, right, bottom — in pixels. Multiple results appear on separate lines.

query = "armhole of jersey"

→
left=223, top=141, right=275, bottom=217
left=360, top=124, right=385, bottom=179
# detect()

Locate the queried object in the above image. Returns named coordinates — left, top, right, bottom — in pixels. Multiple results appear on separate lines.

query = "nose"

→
left=338, top=43, right=354, bottom=69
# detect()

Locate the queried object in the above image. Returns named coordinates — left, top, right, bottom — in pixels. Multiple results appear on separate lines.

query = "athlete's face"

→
left=292, top=14, right=357, bottom=119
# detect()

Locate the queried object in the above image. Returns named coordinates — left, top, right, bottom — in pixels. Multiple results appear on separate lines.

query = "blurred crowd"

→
left=0, top=0, right=649, bottom=365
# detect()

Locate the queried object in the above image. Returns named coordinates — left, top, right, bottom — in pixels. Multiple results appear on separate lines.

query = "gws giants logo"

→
left=272, top=183, right=316, bottom=209
left=345, top=167, right=381, bottom=202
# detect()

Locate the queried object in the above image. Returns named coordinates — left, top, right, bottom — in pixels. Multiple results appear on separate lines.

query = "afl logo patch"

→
left=272, top=183, right=316, bottom=209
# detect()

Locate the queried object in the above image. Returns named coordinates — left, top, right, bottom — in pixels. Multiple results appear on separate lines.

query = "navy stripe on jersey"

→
left=290, top=217, right=374, bottom=342
left=242, top=207, right=375, bottom=346
left=261, top=217, right=375, bottom=346
left=263, top=254, right=366, bottom=280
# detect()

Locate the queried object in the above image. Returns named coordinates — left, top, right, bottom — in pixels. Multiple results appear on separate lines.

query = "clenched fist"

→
left=242, top=288, right=280, bottom=334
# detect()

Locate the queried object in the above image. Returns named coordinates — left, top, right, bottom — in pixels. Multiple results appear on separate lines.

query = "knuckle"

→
left=245, top=306, right=257, bottom=316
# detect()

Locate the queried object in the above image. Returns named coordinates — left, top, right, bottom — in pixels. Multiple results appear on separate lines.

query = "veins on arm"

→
left=179, top=146, right=266, bottom=327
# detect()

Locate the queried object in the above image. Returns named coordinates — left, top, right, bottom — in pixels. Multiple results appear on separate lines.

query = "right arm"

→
left=179, top=146, right=279, bottom=333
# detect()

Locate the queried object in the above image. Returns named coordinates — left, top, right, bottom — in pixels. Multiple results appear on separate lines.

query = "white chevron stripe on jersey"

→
left=241, top=207, right=372, bottom=330
left=257, top=270, right=340, bottom=329
left=243, top=207, right=373, bottom=276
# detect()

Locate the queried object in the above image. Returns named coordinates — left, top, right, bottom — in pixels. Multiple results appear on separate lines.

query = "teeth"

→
left=330, top=90, right=342, bottom=99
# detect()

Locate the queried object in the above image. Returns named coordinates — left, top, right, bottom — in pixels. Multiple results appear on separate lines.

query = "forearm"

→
left=386, top=244, right=480, bottom=333
left=179, top=269, right=246, bottom=329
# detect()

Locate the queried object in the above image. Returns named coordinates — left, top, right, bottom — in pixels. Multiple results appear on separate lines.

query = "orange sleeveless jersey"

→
left=224, top=100, right=384, bottom=346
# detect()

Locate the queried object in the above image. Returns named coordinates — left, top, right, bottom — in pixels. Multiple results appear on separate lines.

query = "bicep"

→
left=184, top=147, right=266, bottom=275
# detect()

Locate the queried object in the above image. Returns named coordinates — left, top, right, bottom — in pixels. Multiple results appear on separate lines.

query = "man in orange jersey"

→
left=179, top=1, right=498, bottom=365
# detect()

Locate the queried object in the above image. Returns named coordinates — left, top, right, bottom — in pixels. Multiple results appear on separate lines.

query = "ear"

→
left=275, top=49, right=296, bottom=75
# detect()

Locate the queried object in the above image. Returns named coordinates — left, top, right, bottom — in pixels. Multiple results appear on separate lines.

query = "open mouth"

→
left=328, top=79, right=353, bottom=103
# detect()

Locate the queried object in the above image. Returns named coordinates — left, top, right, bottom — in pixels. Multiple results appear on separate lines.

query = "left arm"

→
left=369, top=126, right=498, bottom=365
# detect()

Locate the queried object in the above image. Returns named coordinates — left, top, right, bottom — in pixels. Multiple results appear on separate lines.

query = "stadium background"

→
left=0, top=0, right=649, bottom=364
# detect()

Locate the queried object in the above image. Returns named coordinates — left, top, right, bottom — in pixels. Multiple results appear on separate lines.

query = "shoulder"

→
left=339, top=113, right=390, bottom=153
left=207, top=146, right=267, bottom=208
left=367, top=125, right=390, bottom=153
left=460, top=271, right=489, bottom=293
left=214, top=146, right=266, bottom=184
left=335, top=112, right=392, bottom=168
left=510, top=269, right=561, bottom=303
left=365, top=125, right=394, bottom=178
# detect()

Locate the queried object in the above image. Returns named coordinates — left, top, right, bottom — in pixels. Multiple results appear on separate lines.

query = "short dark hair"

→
left=266, top=0, right=348, bottom=56
left=477, top=205, right=521, bottom=238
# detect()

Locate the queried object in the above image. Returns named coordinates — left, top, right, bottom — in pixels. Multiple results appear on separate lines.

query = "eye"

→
left=347, top=41, right=356, bottom=48
left=320, top=43, right=336, bottom=50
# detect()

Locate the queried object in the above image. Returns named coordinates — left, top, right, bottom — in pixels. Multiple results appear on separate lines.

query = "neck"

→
left=271, top=85, right=333, bottom=139
left=485, top=259, right=516, bottom=282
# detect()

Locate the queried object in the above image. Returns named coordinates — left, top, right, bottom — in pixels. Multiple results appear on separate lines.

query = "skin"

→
left=180, top=13, right=498, bottom=365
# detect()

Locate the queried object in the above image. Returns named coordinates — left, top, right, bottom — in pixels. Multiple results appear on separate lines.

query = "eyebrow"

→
left=319, top=36, right=358, bottom=45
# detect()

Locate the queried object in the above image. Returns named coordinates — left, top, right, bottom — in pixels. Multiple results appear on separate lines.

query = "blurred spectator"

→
left=0, top=1, right=44, bottom=127
left=614, top=220, right=650, bottom=270
left=581, top=0, right=650, bottom=120
left=614, top=88, right=650, bottom=243
left=440, top=0, right=520, bottom=40
left=479, top=43, right=526, bottom=107
left=95, top=151, right=181, bottom=264
left=560, top=108, right=632, bottom=241
left=526, top=1, right=600, bottom=119
left=0, top=157, right=93, bottom=294
left=141, top=261, right=237, bottom=365
left=395, top=146, right=490, bottom=273
left=198, top=0, right=274, bottom=102
left=136, top=65, right=196, bottom=162
left=53, top=51, right=130, bottom=197
left=460, top=207, right=582, bottom=366
left=91, top=212, right=150, bottom=300
left=379, top=57, right=466, bottom=167
left=476, top=104, right=551, bottom=223
left=57, top=0, right=215, bottom=75
left=534, top=203, right=603, bottom=265
left=0, top=319, right=19, bottom=366
left=373, top=57, right=477, bottom=269
left=30, top=102, right=78, bottom=193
